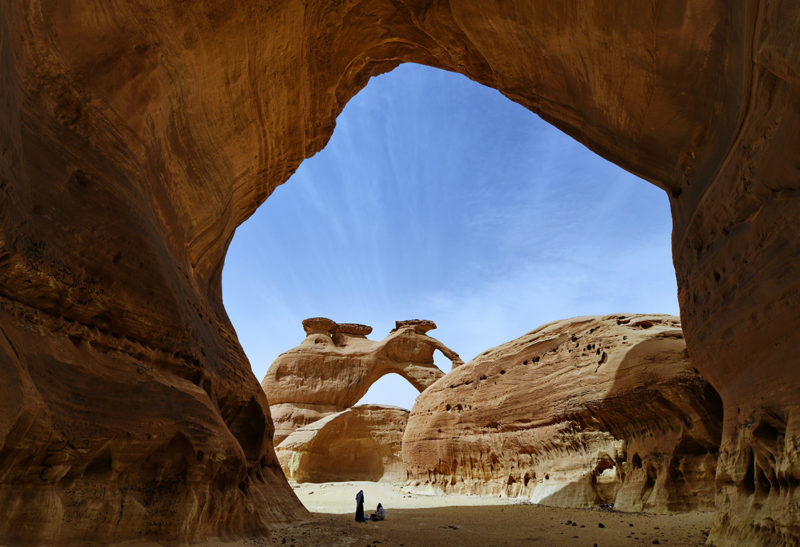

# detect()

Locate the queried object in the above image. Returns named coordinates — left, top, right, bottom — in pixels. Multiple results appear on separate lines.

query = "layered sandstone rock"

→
left=403, top=315, right=723, bottom=514
left=1, top=1, right=798, bottom=543
left=277, top=405, right=409, bottom=483
left=263, top=318, right=461, bottom=444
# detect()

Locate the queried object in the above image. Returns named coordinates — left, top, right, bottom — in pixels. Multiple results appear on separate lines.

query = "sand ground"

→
left=292, top=480, right=522, bottom=513
left=204, top=481, right=713, bottom=546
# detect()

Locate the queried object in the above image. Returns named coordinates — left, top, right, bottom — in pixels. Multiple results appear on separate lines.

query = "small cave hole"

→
left=744, top=449, right=756, bottom=494
left=632, top=453, right=642, bottom=469
left=753, top=419, right=782, bottom=444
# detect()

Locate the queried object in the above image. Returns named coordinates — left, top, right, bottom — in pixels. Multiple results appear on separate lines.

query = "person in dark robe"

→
left=371, top=503, right=385, bottom=521
left=355, top=490, right=365, bottom=522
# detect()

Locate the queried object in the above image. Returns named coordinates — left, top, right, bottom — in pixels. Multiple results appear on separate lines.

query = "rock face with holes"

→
left=402, top=315, right=723, bottom=513
left=1, top=1, right=799, bottom=543
left=263, top=318, right=461, bottom=444
left=276, top=405, right=409, bottom=483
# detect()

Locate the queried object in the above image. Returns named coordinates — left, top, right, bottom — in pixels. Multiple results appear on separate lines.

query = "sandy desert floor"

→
left=200, top=481, right=713, bottom=546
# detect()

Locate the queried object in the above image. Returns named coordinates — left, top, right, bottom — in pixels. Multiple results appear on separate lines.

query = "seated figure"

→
left=371, top=503, right=385, bottom=521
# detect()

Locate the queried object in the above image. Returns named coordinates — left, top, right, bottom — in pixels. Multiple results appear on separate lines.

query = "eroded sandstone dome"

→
left=403, top=315, right=723, bottom=512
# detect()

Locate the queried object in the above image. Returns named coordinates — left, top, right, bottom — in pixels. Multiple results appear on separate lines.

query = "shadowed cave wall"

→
left=0, top=1, right=798, bottom=544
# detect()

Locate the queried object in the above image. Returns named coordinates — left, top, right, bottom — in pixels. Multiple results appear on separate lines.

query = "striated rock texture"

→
left=262, top=318, right=461, bottom=444
left=277, top=405, right=409, bottom=483
left=1, top=1, right=798, bottom=543
left=403, top=315, right=723, bottom=514
left=0, top=299, right=303, bottom=544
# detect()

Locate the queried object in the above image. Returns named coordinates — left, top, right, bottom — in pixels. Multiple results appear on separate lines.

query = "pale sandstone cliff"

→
left=0, top=2, right=797, bottom=543
left=262, top=318, right=461, bottom=444
left=277, top=405, right=409, bottom=483
left=403, top=315, right=723, bottom=514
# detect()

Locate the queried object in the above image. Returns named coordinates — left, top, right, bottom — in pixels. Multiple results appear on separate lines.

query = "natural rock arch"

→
left=263, top=318, right=461, bottom=444
left=0, top=2, right=797, bottom=544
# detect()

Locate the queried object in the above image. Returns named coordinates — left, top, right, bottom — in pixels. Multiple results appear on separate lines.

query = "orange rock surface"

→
left=403, top=315, right=723, bottom=513
left=0, top=1, right=798, bottom=543
left=262, top=318, right=461, bottom=444
left=277, top=405, right=409, bottom=483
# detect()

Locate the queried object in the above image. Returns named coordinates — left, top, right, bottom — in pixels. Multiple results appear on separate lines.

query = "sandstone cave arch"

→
left=224, top=61, right=678, bottom=399
left=0, top=2, right=797, bottom=545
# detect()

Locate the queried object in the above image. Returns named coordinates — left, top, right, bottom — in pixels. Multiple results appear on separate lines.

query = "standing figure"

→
left=355, top=489, right=365, bottom=522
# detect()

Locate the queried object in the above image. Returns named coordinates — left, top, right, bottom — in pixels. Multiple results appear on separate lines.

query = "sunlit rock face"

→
left=403, top=315, right=723, bottom=513
left=262, top=318, right=461, bottom=444
left=277, top=405, right=409, bottom=483
left=1, top=1, right=798, bottom=543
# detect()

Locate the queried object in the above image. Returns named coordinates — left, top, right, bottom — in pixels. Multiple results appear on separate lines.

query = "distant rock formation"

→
left=402, top=314, right=723, bottom=513
left=277, top=405, right=409, bottom=483
left=262, top=318, right=462, bottom=444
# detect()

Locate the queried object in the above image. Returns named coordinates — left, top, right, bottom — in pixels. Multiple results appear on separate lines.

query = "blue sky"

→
left=222, top=63, right=678, bottom=411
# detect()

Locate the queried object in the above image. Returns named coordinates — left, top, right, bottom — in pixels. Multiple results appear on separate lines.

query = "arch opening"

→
left=354, top=373, right=421, bottom=410
left=223, top=64, right=679, bottom=411
left=226, top=63, right=721, bottom=516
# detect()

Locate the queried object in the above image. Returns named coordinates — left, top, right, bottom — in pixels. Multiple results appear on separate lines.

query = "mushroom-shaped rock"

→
left=402, top=314, right=723, bottom=513
left=277, top=405, right=409, bottom=483
left=262, top=319, right=461, bottom=443
left=302, top=317, right=338, bottom=336
left=393, top=319, right=437, bottom=333
left=335, top=323, right=373, bottom=336
left=332, top=323, right=373, bottom=346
